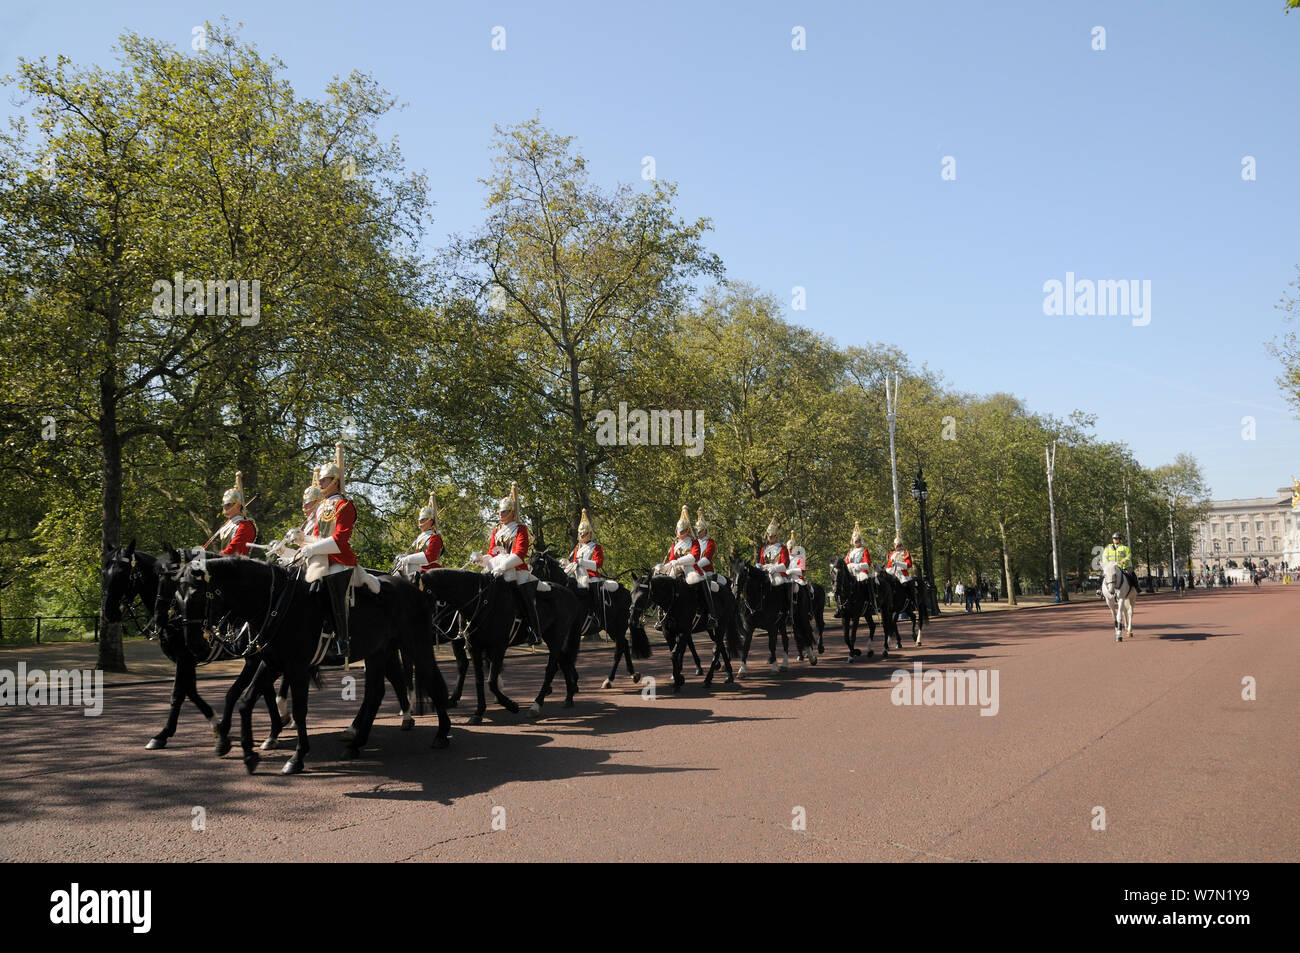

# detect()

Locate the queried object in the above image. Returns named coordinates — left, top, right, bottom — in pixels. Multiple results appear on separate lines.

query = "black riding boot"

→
left=323, top=570, right=352, bottom=659
left=517, top=580, right=545, bottom=647
left=696, top=578, right=718, bottom=628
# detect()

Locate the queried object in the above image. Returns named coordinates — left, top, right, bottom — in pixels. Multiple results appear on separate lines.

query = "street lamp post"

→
left=911, top=468, right=940, bottom=614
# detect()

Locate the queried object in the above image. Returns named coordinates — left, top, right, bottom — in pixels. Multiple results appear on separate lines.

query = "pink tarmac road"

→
left=1, top=584, right=1295, bottom=862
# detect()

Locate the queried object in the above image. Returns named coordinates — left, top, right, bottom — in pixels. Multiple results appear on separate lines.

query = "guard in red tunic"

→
left=472, top=482, right=544, bottom=647
left=570, top=508, right=604, bottom=582
left=759, top=518, right=790, bottom=585
left=659, top=505, right=700, bottom=574
left=835, top=521, right=873, bottom=617
left=396, top=491, right=443, bottom=576
left=213, top=471, right=257, bottom=556
left=284, top=443, right=358, bottom=657
left=786, top=531, right=808, bottom=588
left=692, top=508, right=720, bottom=626
left=887, top=536, right=913, bottom=582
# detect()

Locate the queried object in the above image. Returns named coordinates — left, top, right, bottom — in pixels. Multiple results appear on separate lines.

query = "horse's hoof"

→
left=725, top=675, right=735, bottom=684
left=695, top=666, right=703, bottom=676
left=738, top=663, right=748, bottom=677
left=846, top=654, right=856, bottom=663
left=215, top=736, right=231, bottom=757
left=630, top=673, right=641, bottom=684
left=809, top=654, right=818, bottom=666
left=282, top=758, right=304, bottom=776
left=867, top=649, right=875, bottom=658
left=779, top=658, right=789, bottom=672
left=210, top=717, right=220, bottom=739
left=340, top=726, right=357, bottom=742
left=431, top=734, right=450, bottom=749
left=600, top=678, right=612, bottom=689
left=400, top=716, right=415, bottom=731
left=527, top=703, right=541, bottom=718
left=770, top=663, right=780, bottom=674
left=505, top=702, right=520, bottom=714
left=1115, top=634, right=1122, bottom=642
left=260, top=735, right=278, bottom=752
left=851, top=648, right=862, bottom=657
left=563, top=698, right=575, bottom=708
left=339, top=746, right=356, bottom=761
left=146, top=735, right=167, bottom=750
left=243, top=752, right=260, bottom=774
left=467, top=713, right=483, bottom=725
left=448, top=697, right=460, bottom=708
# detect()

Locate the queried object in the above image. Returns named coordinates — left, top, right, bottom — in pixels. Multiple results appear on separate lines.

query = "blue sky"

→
left=5, top=1, right=1297, bottom=500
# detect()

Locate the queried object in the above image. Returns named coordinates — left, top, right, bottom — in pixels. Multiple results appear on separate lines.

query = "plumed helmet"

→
left=765, top=517, right=780, bottom=539
left=893, top=536, right=903, bottom=548
left=301, top=466, right=323, bottom=505
left=498, top=482, right=519, bottom=518
left=319, top=442, right=345, bottom=491
left=787, top=530, right=804, bottom=557
left=676, top=505, right=692, bottom=533
left=221, top=470, right=245, bottom=508
left=694, top=507, right=708, bottom=535
left=419, top=491, right=439, bottom=525
left=578, top=508, right=594, bottom=540
left=851, top=520, right=863, bottom=546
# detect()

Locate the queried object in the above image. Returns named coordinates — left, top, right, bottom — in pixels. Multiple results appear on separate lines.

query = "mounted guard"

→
left=887, top=536, right=913, bottom=583
left=212, top=471, right=257, bottom=556
left=471, top=481, right=544, bottom=648
left=396, top=491, right=443, bottom=577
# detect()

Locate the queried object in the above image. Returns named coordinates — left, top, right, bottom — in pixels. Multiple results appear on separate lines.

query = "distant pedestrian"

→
left=944, top=579, right=953, bottom=605
left=955, top=581, right=965, bottom=610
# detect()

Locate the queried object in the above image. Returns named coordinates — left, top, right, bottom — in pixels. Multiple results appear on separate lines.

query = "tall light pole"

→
left=1045, top=441, right=1065, bottom=603
left=1167, top=487, right=1179, bottom=594
left=884, top=372, right=901, bottom=541
left=911, top=469, right=940, bottom=614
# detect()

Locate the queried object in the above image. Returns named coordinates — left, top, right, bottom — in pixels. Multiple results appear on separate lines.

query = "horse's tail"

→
left=725, top=613, right=742, bottom=658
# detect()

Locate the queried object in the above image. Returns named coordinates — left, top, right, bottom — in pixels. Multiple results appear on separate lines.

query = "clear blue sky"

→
left=5, top=0, right=1297, bottom=500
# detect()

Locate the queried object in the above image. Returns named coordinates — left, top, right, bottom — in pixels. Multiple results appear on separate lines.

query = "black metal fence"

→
left=1, top=615, right=100, bottom=644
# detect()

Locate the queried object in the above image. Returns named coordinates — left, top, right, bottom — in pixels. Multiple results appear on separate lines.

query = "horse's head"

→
left=1100, top=561, right=1124, bottom=592
left=528, top=547, right=565, bottom=584
left=830, top=557, right=848, bottom=599
left=102, top=539, right=138, bottom=623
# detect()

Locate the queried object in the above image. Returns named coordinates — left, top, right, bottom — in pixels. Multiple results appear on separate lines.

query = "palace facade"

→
left=1191, top=486, right=1298, bottom=571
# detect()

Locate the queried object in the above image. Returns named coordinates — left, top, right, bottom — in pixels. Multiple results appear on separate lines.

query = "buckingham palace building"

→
left=1191, top=485, right=1300, bottom=571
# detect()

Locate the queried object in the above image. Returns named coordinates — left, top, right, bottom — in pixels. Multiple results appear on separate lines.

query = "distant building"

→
left=1191, top=486, right=1298, bottom=571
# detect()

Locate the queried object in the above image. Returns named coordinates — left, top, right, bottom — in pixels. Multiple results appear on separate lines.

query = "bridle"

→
left=174, top=560, right=295, bottom=658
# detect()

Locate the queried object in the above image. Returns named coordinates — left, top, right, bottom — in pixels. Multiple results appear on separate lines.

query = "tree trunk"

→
left=998, top=518, right=1017, bottom=606
left=97, top=382, right=127, bottom=672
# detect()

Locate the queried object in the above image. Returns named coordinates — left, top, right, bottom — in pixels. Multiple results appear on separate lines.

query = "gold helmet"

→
left=786, top=530, right=798, bottom=551
left=319, top=442, right=345, bottom=492
left=577, top=507, right=594, bottom=541
left=221, top=470, right=245, bottom=508
left=418, top=490, right=438, bottom=526
left=498, top=481, right=520, bottom=519
left=851, top=521, right=863, bottom=546
left=893, top=536, right=903, bottom=548
left=676, top=505, right=692, bottom=533
left=694, top=507, right=708, bottom=535
left=302, top=466, right=323, bottom=505
left=765, top=517, right=780, bottom=539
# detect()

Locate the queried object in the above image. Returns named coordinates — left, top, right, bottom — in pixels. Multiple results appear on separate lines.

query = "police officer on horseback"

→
left=1102, top=531, right=1140, bottom=593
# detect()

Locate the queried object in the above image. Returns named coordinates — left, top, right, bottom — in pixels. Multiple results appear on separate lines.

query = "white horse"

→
left=1099, top=560, right=1135, bottom=642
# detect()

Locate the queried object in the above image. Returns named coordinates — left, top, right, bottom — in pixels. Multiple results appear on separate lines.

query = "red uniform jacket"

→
left=888, top=548, right=913, bottom=577
left=488, top=522, right=529, bottom=563
left=571, top=541, right=604, bottom=577
left=219, top=516, right=257, bottom=556
left=665, top=537, right=700, bottom=564
left=846, top=545, right=872, bottom=567
left=695, top=536, right=716, bottom=572
left=313, top=496, right=358, bottom=566
left=416, top=531, right=443, bottom=570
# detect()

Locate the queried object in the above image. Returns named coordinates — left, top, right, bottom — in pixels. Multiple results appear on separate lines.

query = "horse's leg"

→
left=488, top=647, right=519, bottom=715
left=341, top=657, right=385, bottom=760
left=529, top=653, right=559, bottom=717
left=276, top=675, right=292, bottom=725
left=686, top=633, right=703, bottom=676
left=449, top=639, right=469, bottom=706
left=603, top=634, right=626, bottom=689
left=238, top=661, right=275, bottom=774
left=468, top=647, right=488, bottom=724
left=283, top=664, right=311, bottom=775
left=147, top=659, right=195, bottom=749
left=670, top=629, right=686, bottom=693
left=414, top=651, right=451, bottom=748
left=215, top=657, right=259, bottom=757
left=386, top=645, right=414, bottom=729
left=258, top=674, right=285, bottom=750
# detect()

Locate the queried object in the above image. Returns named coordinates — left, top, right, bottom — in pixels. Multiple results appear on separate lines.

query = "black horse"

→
left=876, top=569, right=927, bottom=647
left=416, top=568, right=582, bottom=721
left=529, top=548, right=649, bottom=689
left=628, top=572, right=739, bottom=693
left=732, top=561, right=818, bottom=673
left=103, top=542, right=288, bottom=751
left=173, top=557, right=451, bottom=774
left=830, top=557, right=897, bottom=658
